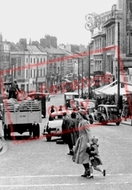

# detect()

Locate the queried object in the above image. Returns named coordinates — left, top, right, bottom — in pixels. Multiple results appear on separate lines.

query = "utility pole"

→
left=78, top=58, right=79, bottom=95
left=117, top=21, right=120, bottom=108
left=88, top=44, right=91, bottom=99
left=36, top=58, right=39, bottom=91
left=81, top=58, right=84, bottom=98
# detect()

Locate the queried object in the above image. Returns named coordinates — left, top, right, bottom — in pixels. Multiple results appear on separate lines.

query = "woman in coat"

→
left=73, top=110, right=92, bottom=178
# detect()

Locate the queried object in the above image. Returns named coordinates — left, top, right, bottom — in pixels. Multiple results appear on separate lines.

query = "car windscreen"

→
left=108, top=107, right=118, bottom=113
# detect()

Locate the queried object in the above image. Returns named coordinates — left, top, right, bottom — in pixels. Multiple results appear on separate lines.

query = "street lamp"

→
left=117, top=21, right=120, bottom=108
left=36, top=58, right=39, bottom=91
left=75, top=51, right=84, bottom=96
left=81, top=58, right=84, bottom=98
left=78, top=58, right=79, bottom=95
left=88, top=44, right=91, bottom=99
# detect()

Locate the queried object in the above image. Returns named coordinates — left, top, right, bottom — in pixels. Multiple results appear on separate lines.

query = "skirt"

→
left=90, top=156, right=102, bottom=167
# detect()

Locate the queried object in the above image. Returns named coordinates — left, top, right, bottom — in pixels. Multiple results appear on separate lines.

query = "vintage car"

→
left=74, top=98, right=96, bottom=113
left=64, top=92, right=79, bottom=109
left=89, top=104, right=121, bottom=125
left=42, top=110, right=72, bottom=141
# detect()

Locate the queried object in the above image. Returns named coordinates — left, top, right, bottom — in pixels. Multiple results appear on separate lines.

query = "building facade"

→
left=85, top=0, right=132, bottom=85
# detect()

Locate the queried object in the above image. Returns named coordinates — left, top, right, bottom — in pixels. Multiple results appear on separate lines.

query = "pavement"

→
left=121, top=118, right=132, bottom=126
left=0, top=138, right=8, bottom=155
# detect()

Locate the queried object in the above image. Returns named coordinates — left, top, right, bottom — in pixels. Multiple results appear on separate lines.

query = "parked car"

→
left=89, top=104, right=121, bottom=125
left=42, top=110, right=72, bottom=141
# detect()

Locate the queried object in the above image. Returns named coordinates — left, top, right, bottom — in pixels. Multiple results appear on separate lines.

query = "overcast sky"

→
left=0, top=0, right=117, bottom=46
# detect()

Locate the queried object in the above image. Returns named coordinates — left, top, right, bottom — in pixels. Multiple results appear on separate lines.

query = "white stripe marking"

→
left=0, top=181, right=131, bottom=188
left=0, top=173, right=132, bottom=178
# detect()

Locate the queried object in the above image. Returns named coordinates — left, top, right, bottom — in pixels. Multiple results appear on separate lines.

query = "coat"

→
left=61, top=115, right=71, bottom=144
left=73, top=119, right=91, bottom=164
left=68, top=118, right=79, bottom=145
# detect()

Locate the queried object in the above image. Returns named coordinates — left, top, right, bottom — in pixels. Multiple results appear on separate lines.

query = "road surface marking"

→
left=0, top=173, right=132, bottom=178
left=0, top=181, right=131, bottom=188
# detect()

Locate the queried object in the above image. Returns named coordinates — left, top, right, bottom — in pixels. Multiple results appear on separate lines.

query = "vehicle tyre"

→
left=3, top=124, right=8, bottom=140
left=100, top=117, right=107, bottom=125
left=116, top=122, right=120, bottom=126
left=46, top=136, right=51, bottom=141
left=89, top=116, right=93, bottom=124
left=33, top=124, right=37, bottom=138
left=46, top=129, right=52, bottom=141
left=7, top=125, right=11, bottom=139
left=36, top=124, right=40, bottom=138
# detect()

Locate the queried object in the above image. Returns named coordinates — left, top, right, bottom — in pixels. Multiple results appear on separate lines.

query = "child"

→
left=86, top=136, right=106, bottom=178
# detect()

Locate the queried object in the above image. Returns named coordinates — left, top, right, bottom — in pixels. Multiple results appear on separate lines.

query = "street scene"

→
left=0, top=92, right=132, bottom=190
left=1, top=0, right=132, bottom=189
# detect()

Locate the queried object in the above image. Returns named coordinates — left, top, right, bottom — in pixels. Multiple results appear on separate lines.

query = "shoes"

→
left=103, top=169, right=106, bottom=177
left=81, top=173, right=88, bottom=177
left=88, top=175, right=94, bottom=179
left=81, top=170, right=90, bottom=177
left=67, top=150, right=73, bottom=155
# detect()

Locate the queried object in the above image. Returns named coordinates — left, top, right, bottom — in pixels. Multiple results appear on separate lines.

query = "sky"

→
left=0, top=0, right=117, bottom=46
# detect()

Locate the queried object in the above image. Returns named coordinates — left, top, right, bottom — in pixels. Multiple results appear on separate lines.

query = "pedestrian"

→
left=62, top=112, right=72, bottom=149
left=58, top=105, right=63, bottom=119
left=49, top=105, right=55, bottom=120
left=50, top=105, right=55, bottom=113
left=86, top=136, right=106, bottom=178
left=8, top=79, right=21, bottom=99
left=72, top=110, right=92, bottom=178
left=59, top=105, right=63, bottom=111
left=68, top=112, right=79, bottom=151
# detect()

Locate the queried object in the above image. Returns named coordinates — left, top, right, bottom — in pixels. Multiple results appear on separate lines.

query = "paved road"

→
left=0, top=94, right=132, bottom=189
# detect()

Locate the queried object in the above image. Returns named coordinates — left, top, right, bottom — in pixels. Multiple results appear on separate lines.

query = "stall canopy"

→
left=98, top=84, right=132, bottom=95
left=92, top=80, right=118, bottom=95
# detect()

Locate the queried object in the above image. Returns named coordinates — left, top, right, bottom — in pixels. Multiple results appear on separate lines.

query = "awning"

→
left=64, top=79, right=72, bottom=83
left=100, top=84, right=132, bottom=95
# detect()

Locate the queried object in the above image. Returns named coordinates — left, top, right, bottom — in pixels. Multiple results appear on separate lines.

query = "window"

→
left=30, top=58, right=32, bottom=63
left=26, top=58, right=28, bottom=63
left=112, top=26, right=115, bottom=44
left=34, top=58, right=36, bottom=63
left=34, top=69, right=36, bottom=77
left=39, top=69, right=41, bottom=77
left=30, top=69, right=32, bottom=78
left=40, top=68, right=42, bottom=77
left=18, top=57, right=21, bottom=75
left=43, top=68, right=45, bottom=76
left=26, top=69, right=28, bottom=78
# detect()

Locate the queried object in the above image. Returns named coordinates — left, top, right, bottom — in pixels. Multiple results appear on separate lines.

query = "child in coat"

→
left=86, top=136, right=106, bottom=178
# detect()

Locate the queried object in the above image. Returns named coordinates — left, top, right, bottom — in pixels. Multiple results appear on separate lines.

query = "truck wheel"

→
left=4, top=124, right=8, bottom=140
left=33, top=123, right=40, bottom=138
left=46, top=129, right=51, bottom=141
left=46, top=135, right=51, bottom=141
left=7, top=125, right=13, bottom=139
left=33, top=124, right=36, bottom=138
left=36, top=124, right=40, bottom=138
left=89, top=116, right=93, bottom=124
